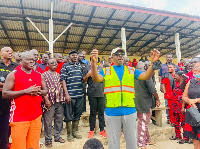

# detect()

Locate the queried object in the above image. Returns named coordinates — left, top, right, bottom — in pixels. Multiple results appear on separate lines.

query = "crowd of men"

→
left=0, top=46, right=199, bottom=149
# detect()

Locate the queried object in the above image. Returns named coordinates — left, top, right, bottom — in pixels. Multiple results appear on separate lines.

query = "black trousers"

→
left=64, top=97, right=83, bottom=122
left=88, top=96, right=105, bottom=131
left=0, top=113, right=9, bottom=149
left=82, top=83, right=87, bottom=112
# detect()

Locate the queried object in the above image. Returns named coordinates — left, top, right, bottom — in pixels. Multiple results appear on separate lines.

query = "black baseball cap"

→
left=69, top=50, right=78, bottom=55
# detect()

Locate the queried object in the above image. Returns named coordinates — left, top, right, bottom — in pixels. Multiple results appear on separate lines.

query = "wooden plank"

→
left=152, top=107, right=170, bottom=110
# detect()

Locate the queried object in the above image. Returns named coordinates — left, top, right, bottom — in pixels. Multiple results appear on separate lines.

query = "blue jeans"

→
left=0, top=113, right=9, bottom=149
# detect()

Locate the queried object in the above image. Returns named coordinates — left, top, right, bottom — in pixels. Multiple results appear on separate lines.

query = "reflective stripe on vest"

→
left=105, top=67, right=111, bottom=75
left=104, top=85, right=135, bottom=94
left=122, top=86, right=135, bottom=93
left=105, top=66, right=134, bottom=75
left=128, top=67, right=134, bottom=74
left=104, top=86, right=121, bottom=94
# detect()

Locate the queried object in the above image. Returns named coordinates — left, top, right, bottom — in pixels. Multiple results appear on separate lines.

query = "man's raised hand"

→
left=91, top=49, right=98, bottom=63
left=151, top=49, right=160, bottom=62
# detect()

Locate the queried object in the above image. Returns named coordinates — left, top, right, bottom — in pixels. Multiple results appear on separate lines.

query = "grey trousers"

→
left=44, top=102, right=64, bottom=142
left=105, top=113, right=138, bottom=149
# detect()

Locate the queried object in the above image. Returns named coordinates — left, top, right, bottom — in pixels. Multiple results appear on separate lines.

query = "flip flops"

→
left=55, top=137, right=66, bottom=143
left=169, top=136, right=181, bottom=140
left=45, top=141, right=52, bottom=147
left=147, top=141, right=156, bottom=145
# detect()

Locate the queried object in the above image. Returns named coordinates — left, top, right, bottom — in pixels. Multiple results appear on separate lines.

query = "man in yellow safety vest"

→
left=91, top=47, right=160, bottom=149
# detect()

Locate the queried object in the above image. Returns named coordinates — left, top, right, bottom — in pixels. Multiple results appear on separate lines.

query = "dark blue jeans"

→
left=0, top=113, right=9, bottom=149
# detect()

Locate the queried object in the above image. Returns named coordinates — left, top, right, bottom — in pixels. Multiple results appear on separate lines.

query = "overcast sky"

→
left=104, top=0, right=200, bottom=17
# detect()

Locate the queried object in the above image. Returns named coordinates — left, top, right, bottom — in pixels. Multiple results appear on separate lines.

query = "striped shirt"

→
left=42, top=71, right=65, bottom=104
left=60, top=62, right=83, bottom=99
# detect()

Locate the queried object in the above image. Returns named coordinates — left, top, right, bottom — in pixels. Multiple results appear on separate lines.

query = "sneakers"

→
left=100, top=130, right=107, bottom=138
left=88, top=131, right=94, bottom=139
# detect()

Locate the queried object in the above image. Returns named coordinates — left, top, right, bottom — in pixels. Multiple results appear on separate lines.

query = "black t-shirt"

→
left=83, top=65, right=104, bottom=97
left=0, top=60, right=18, bottom=115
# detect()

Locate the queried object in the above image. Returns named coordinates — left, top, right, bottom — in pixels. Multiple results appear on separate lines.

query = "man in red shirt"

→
left=44, top=53, right=64, bottom=74
left=108, top=56, right=114, bottom=66
left=162, top=63, right=176, bottom=125
left=2, top=51, right=47, bottom=149
left=178, top=59, right=184, bottom=71
left=15, top=49, right=43, bottom=74
left=132, top=58, right=138, bottom=68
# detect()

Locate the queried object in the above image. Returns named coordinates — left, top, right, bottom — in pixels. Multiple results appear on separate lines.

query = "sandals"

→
left=169, top=136, right=181, bottom=140
left=138, top=147, right=152, bottom=149
left=147, top=141, right=156, bottom=145
left=55, top=137, right=66, bottom=143
left=45, top=141, right=52, bottom=147
left=39, top=141, right=44, bottom=148
left=177, top=140, right=185, bottom=144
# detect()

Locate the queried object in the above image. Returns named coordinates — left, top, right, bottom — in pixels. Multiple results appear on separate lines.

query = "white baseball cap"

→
left=111, top=47, right=125, bottom=56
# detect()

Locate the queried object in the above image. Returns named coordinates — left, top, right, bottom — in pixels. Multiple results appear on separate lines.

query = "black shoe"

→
left=166, top=119, right=170, bottom=124
left=152, top=120, right=157, bottom=125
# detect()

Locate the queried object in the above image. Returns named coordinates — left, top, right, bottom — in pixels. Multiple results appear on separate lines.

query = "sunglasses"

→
left=114, top=53, right=125, bottom=56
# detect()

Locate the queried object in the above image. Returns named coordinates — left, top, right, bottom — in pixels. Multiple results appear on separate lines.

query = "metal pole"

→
left=53, top=23, right=73, bottom=43
left=175, top=33, right=181, bottom=63
left=26, top=17, right=49, bottom=43
left=49, top=19, right=54, bottom=55
left=50, top=1, right=53, bottom=20
left=121, top=27, right=127, bottom=56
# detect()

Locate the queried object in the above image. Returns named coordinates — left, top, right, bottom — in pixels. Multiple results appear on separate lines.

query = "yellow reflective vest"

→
left=104, top=66, right=135, bottom=108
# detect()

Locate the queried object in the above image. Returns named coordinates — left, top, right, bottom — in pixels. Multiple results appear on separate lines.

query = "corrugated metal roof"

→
left=0, top=0, right=200, bottom=57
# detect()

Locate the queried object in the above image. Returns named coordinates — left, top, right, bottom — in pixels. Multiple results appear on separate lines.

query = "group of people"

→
left=159, top=54, right=200, bottom=149
left=0, top=46, right=200, bottom=149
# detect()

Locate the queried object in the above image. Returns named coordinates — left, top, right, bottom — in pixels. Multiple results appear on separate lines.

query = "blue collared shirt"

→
left=39, top=63, right=47, bottom=71
left=82, top=58, right=89, bottom=65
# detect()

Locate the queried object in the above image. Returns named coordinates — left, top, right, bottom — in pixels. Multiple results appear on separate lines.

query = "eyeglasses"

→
left=114, top=53, right=125, bottom=56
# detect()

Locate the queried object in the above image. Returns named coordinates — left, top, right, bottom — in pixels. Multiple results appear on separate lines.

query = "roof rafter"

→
left=185, top=49, right=200, bottom=58
left=161, top=22, right=200, bottom=56
left=100, top=11, right=142, bottom=54
left=0, top=20, right=13, bottom=49
left=1, top=13, right=200, bottom=39
left=130, top=18, right=182, bottom=55
left=63, top=3, right=76, bottom=53
left=90, top=9, right=117, bottom=53
left=126, top=16, right=169, bottom=52
left=76, top=6, right=97, bottom=51
left=20, top=0, right=31, bottom=50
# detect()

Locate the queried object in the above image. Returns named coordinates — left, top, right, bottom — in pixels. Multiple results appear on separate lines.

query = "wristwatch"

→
left=152, top=60, right=162, bottom=70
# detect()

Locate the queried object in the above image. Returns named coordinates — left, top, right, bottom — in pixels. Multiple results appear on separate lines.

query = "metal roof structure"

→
left=0, top=0, right=200, bottom=58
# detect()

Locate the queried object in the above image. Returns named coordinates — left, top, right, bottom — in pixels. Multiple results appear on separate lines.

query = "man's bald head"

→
left=21, top=51, right=34, bottom=60
left=14, top=51, right=21, bottom=64
left=30, top=49, right=39, bottom=61
left=1, top=47, right=12, bottom=52
left=54, top=53, right=63, bottom=63
left=21, top=51, right=35, bottom=70
left=42, top=54, right=49, bottom=64
left=1, top=47, right=13, bottom=60
left=54, top=53, right=62, bottom=58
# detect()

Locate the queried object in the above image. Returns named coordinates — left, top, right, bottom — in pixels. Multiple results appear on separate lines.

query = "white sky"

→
left=104, top=0, right=200, bottom=17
